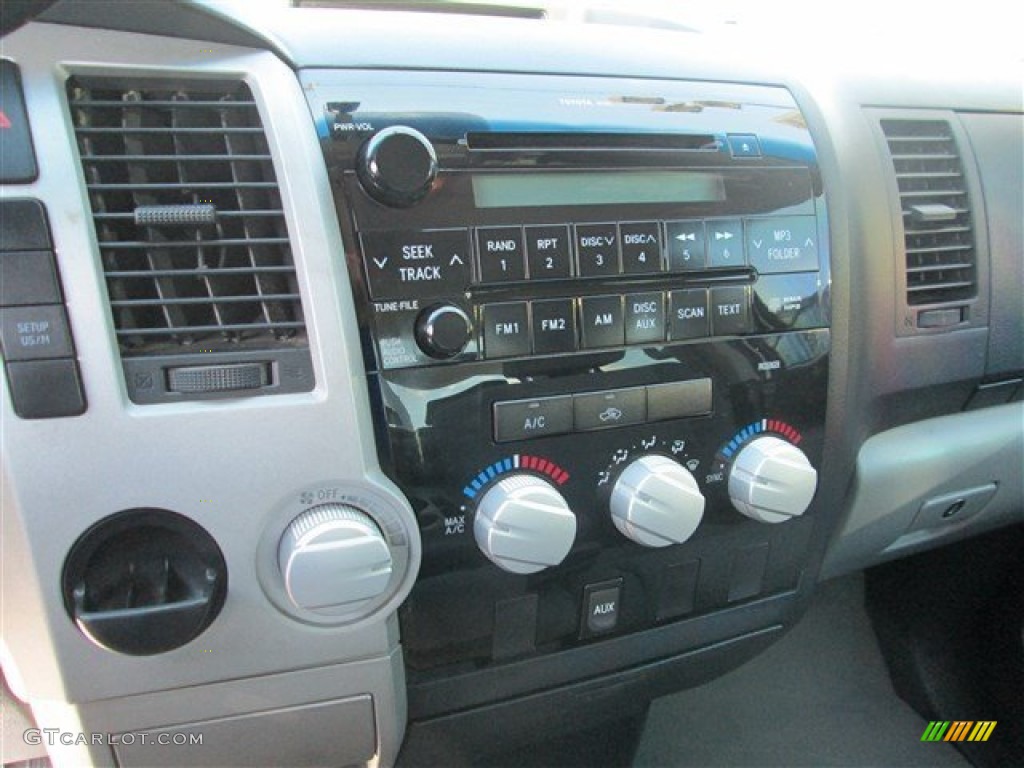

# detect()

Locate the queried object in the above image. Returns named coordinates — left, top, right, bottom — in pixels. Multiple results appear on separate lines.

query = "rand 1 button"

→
left=574, top=387, right=646, bottom=431
left=493, top=395, right=573, bottom=442
left=477, top=226, right=526, bottom=282
left=482, top=301, right=530, bottom=359
left=646, top=379, right=713, bottom=422
left=619, top=222, right=662, bottom=274
left=710, top=286, right=752, bottom=335
left=579, top=295, right=625, bottom=349
left=0, top=305, right=74, bottom=361
left=525, top=225, right=572, bottom=279
left=575, top=223, right=620, bottom=277
left=531, top=298, right=577, bottom=354
left=668, top=289, right=710, bottom=340
left=624, top=291, right=665, bottom=345
left=746, top=216, right=820, bottom=274
left=707, top=219, right=745, bottom=268
left=665, top=220, right=706, bottom=271
left=359, top=228, right=471, bottom=300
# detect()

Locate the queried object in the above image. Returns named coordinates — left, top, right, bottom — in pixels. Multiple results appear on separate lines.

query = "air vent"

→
left=881, top=119, right=976, bottom=308
left=68, top=76, right=313, bottom=402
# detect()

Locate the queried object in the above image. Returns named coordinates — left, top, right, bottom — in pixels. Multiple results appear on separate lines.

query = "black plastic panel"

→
left=310, top=71, right=831, bottom=721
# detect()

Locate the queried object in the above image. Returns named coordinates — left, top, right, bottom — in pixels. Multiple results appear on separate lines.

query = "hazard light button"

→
left=0, top=61, right=38, bottom=183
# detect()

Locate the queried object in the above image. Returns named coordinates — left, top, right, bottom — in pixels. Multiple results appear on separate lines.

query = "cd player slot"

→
left=468, top=269, right=755, bottom=301
left=465, top=132, right=720, bottom=152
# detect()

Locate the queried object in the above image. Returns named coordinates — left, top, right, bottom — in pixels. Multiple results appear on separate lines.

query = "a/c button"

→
left=493, top=395, right=573, bottom=442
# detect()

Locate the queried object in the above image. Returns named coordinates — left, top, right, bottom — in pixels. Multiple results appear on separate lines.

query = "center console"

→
left=304, top=69, right=830, bottom=751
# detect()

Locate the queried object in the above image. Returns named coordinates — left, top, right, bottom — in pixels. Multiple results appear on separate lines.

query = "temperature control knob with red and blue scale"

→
left=728, top=434, right=817, bottom=523
left=473, top=474, right=576, bottom=574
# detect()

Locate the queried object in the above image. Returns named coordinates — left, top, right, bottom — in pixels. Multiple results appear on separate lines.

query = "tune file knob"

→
left=728, top=436, right=818, bottom=523
left=356, top=125, right=438, bottom=208
left=474, top=474, right=577, bottom=574
left=278, top=504, right=393, bottom=614
left=610, top=455, right=705, bottom=547
left=415, top=303, right=472, bottom=359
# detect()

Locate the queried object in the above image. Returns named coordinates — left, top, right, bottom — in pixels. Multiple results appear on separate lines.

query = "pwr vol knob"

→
left=357, top=126, right=438, bottom=208
left=474, top=474, right=576, bottom=574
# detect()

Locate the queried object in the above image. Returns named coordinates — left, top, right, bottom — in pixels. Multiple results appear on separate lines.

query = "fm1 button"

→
left=581, top=579, right=623, bottom=638
left=482, top=302, right=530, bottom=359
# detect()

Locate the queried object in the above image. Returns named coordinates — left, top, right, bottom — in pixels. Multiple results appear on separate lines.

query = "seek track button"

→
left=360, top=228, right=471, bottom=300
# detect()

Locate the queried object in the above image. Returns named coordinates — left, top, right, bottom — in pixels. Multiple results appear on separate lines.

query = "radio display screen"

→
left=471, top=171, right=726, bottom=209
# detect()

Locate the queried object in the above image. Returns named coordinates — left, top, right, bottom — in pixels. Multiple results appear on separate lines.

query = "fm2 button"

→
left=581, top=579, right=623, bottom=638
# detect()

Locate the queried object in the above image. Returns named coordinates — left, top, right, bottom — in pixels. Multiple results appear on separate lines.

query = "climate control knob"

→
left=728, top=436, right=818, bottom=523
left=474, top=474, right=576, bottom=574
left=610, top=455, right=705, bottom=547
left=356, top=126, right=438, bottom=208
left=415, top=303, right=472, bottom=359
left=278, top=504, right=393, bottom=614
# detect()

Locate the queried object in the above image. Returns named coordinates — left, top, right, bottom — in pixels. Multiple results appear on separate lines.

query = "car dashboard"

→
left=1, top=3, right=1021, bottom=767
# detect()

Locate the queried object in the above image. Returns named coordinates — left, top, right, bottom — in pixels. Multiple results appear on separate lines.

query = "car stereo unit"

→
left=306, top=69, right=830, bottom=718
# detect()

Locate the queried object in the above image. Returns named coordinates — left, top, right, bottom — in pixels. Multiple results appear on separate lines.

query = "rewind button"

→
left=665, top=220, right=706, bottom=271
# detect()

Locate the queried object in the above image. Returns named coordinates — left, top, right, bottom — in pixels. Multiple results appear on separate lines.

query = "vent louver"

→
left=68, top=76, right=313, bottom=402
left=880, top=119, right=976, bottom=307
